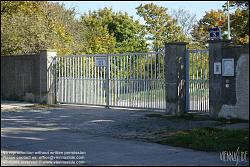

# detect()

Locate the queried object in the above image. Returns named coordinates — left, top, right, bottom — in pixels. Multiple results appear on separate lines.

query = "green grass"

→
left=215, top=118, right=249, bottom=124
left=146, top=113, right=165, bottom=118
left=118, top=88, right=165, bottom=101
left=146, top=113, right=249, bottom=124
left=157, top=127, right=249, bottom=152
left=146, top=113, right=211, bottom=121
left=189, top=88, right=209, bottom=97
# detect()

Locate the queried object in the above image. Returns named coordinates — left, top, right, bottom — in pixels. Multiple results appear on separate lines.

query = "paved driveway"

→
left=1, top=101, right=247, bottom=166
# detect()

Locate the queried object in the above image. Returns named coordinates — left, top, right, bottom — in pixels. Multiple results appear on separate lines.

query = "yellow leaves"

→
left=218, top=20, right=224, bottom=27
left=239, top=35, right=249, bottom=44
left=203, top=10, right=226, bottom=27
left=83, top=25, right=116, bottom=54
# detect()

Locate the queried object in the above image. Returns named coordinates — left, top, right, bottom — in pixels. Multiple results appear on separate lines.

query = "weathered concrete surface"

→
left=165, top=42, right=187, bottom=115
left=1, top=50, right=56, bottom=104
left=208, top=40, right=232, bottom=118
left=235, top=53, right=249, bottom=120
left=1, top=54, right=39, bottom=102
left=209, top=41, right=249, bottom=120
left=218, top=53, right=249, bottom=120
left=1, top=102, right=248, bottom=166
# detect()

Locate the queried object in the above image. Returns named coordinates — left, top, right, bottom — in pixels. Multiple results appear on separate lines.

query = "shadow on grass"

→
left=156, top=127, right=249, bottom=153
left=145, top=113, right=211, bottom=121
left=146, top=113, right=249, bottom=124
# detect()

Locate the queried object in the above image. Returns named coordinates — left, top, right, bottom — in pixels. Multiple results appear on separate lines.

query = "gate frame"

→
left=185, top=50, right=190, bottom=112
left=52, top=43, right=210, bottom=114
left=185, top=49, right=210, bottom=113
left=105, top=55, right=110, bottom=108
left=54, top=52, right=166, bottom=110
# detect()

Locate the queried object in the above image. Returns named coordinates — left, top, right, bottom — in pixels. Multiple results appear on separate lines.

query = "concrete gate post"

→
left=39, top=49, right=57, bottom=104
left=165, top=42, right=187, bottom=115
left=209, top=40, right=249, bottom=120
left=208, top=40, right=231, bottom=118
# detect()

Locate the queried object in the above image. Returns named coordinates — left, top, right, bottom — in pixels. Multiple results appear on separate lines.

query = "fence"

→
left=1, top=43, right=212, bottom=114
left=56, top=52, right=166, bottom=110
left=186, top=50, right=209, bottom=112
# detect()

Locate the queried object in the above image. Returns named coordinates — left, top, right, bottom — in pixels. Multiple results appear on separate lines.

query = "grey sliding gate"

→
left=186, top=50, right=209, bottom=112
left=55, top=52, right=166, bottom=110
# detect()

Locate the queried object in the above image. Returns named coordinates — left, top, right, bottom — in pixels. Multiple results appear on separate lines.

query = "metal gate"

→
left=55, top=52, right=166, bottom=110
left=186, top=50, right=209, bottom=112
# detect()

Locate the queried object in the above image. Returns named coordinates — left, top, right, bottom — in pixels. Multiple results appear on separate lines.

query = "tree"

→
left=191, top=1, right=249, bottom=46
left=1, top=1, right=41, bottom=15
left=223, top=1, right=249, bottom=44
left=1, top=1, right=78, bottom=55
left=78, top=23, right=116, bottom=54
left=1, top=1, right=45, bottom=54
left=191, top=10, right=227, bottom=46
left=42, top=2, right=79, bottom=55
left=170, top=9, right=197, bottom=37
left=136, top=3, right=187, bottom=52
left=223, top=1, right=249, bottom=9
left=80, top=7, right=148, bottom=53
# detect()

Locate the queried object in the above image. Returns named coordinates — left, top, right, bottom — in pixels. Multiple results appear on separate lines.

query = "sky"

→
left=57, top=1, right=227, bottom=22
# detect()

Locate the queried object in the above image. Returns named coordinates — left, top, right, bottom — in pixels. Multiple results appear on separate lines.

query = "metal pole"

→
left=54, top=57, right=57, bottom=104
left=185, top=51, right=190, bottom=112
left=106, top=55, right=110, bottom=108
left=227, top=1, right=231, bottom=40
left=39, top=52, right=41, bottom=103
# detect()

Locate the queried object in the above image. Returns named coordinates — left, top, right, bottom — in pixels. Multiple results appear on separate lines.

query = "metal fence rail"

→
left=186, top=50, right=209, bottom=112
left=56, top=52, right=166, bottom=110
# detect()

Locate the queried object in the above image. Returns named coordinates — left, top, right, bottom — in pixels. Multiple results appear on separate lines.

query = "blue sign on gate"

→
left=208, top=27, right=222, bottom=40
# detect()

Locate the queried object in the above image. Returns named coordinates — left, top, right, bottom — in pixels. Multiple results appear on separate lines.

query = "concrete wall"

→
left=1, top=50, right=57, bottom=104
left=218, top=45, right=249, bottom=120
left=1, top=54, right=39, bottom=102
left=209, top=40, right=249, bottom=120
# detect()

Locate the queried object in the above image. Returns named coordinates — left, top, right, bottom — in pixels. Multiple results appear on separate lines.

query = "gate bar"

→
left=186, top=50, right=190, bottom=112
left=106, top=55, right=110, bottom=108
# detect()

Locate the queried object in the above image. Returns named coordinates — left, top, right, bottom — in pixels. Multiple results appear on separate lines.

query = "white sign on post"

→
left=222, top=58, right=234, bottom=76
left=214, top=62, right=221, bottom=74
left=95, top=57, right=107, bottom=67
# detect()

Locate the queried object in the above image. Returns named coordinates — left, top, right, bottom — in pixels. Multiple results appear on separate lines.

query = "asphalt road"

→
left=1, top=101, right=248, bottom=166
